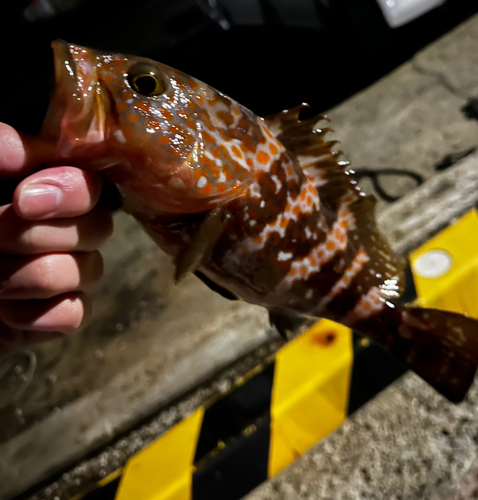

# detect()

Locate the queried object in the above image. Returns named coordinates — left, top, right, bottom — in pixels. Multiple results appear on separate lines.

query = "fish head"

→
left=43, top=40, right=252, bottom=213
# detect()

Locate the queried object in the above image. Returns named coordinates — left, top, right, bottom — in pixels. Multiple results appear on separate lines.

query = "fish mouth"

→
left=42, top=39, right=110, bottom=163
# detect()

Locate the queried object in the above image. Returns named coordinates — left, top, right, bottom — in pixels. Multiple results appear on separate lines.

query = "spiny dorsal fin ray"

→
left=264, top=103, right=360, bottom=211
left=264, top=104, right=354, bottom=201
left=264, top=104, right=338, bottom=155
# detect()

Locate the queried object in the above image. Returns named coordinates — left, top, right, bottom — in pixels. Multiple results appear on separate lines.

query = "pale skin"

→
left=0, top=123, right=113, bottom=357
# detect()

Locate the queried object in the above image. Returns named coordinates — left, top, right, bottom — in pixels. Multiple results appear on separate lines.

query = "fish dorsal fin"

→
left=264, top=104, right=355, bottom=201
left=264, top=104, right=404, bottom=283
left=264, top=103, right=370, bottom=214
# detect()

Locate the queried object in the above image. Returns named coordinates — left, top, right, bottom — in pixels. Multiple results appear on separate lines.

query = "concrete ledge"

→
left=378, top=152, right=478, bottom=255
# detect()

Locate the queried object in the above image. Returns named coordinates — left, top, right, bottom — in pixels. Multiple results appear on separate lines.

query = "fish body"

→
left=43, top=40, right=478, bottom=402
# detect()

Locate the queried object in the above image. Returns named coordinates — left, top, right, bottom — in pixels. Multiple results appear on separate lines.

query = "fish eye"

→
left=128, top=65, right=166, bottom=96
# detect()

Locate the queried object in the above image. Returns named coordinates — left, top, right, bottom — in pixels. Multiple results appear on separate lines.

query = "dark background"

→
left=1, top=0, right=478, bottom=136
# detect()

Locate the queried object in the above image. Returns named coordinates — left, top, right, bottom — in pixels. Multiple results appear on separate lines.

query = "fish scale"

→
left=42, top=40, right=478, bottom=403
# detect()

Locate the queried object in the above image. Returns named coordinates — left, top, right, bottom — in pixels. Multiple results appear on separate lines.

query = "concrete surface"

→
left=327, top=14, right=478, bottom=213
left=25, top=144, right=478, bottom=500
left=3, top=10, right=478, bottom=500
left=246, top=375, right=478, bottom=500
left=246, top=14, right=478, bottom=500
left=245, top=157, right=478, bottom=500
left=377, top=152, right=478, bottom=255
left=0, top=212, right=275, bottom=498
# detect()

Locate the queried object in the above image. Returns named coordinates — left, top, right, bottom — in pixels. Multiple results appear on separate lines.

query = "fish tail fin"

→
left=392, top=307, right=478, bottom=402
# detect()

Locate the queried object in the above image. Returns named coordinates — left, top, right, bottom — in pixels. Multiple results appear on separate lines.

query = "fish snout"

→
left=42, top=40, right=110, bottom=164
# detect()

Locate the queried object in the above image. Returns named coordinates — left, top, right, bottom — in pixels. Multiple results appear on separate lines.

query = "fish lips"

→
left=42, top=39, right=111, bottom=165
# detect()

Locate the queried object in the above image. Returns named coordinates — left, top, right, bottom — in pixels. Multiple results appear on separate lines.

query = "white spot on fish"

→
left=271, top=175, right=282, bottom=193
left=278, top=251, right=293, bottom=261
left=197, top=176, right=207, bottom=188
left=114, top=130, right=126, bottom=143
left=168, top=177, right=185, bottom=189
left=306, top=289, right=313, bottom=300
left=65, top=61, right=75, bottom=77
left=218, top=172, right=226, bottom=183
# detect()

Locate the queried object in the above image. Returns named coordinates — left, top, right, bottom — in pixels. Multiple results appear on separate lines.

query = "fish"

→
left=41, top=39, right=478, bottom=403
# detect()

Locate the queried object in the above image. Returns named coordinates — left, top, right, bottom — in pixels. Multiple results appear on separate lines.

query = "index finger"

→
left=0, top=123, right=55, bottom=179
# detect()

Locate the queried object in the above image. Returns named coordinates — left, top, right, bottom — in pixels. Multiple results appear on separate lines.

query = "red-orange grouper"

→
left=42, top=40, right=478, bottom=402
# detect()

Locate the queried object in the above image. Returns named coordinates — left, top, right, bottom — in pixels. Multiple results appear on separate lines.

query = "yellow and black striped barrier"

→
left=72, top=209, right=478, bottom=500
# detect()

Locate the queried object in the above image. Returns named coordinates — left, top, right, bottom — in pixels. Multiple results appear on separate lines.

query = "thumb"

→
left=0, top=123, right=55, bottom=179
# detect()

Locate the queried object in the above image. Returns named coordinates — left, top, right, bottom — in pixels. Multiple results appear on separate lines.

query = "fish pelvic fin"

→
left=194, top=270, right=238, bottom=301
left=268, top=308, right=307, bottom=340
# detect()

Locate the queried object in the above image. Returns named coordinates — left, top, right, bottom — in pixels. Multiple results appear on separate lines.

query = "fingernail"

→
left=19, top=184, right=62, bottom=217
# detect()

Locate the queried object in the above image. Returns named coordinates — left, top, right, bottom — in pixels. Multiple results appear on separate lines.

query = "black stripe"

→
left=194, top=270, right=238, bottom=301
left=346, top=262, right=416, bottom=412
left=192, top=418, right=270, bottom=500
left=347, top=333, right=408, bottom=414
left=82, top=476, right=121, bottom=500
left=326, top=257, right=417, bottom=321
left=288, top=250, right=355, bottom=315
left=194, top=363, right=274, bottom=464
left=325, top=262, right=371, bottom=320
left=398, top=261, right=418, bottom=305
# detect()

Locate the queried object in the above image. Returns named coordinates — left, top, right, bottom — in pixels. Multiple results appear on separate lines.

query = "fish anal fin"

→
left=175, top=207, right=229, bottom=283
left=268, top=309, right=306, bottom=340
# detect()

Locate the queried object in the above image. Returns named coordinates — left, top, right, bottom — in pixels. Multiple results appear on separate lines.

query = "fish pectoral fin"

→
left=175, top=207, right=229, bottom=284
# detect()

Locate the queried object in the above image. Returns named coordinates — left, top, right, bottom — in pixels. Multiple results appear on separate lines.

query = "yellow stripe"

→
left=410, top=209, right=478, bottom=318
left=97, top=468, right=124, bottom=488
left=115, top=409, right=204, bottom=500
left=70, top=468, right=123, bottom=500
left=268, top=319, right=353, bottom=476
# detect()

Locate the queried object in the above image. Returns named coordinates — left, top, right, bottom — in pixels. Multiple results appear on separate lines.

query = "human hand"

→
left=0, top=123, right=113, bottom=357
